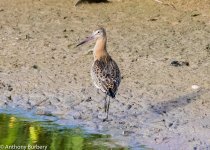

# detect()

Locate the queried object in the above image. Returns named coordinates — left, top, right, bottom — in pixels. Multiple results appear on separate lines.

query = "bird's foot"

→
left=102, top=112, right=109, bottom=122
left=102, top=117, right=112, bottom=122
left=102, top=118, right=108, bottom=122
left=98, top=113, right=111, bottom=121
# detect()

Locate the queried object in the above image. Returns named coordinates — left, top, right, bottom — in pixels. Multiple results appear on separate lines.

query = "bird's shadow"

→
left=149, top=89, right=206, bottom=115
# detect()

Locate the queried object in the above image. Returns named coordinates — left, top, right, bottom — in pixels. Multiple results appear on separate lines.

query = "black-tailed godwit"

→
left=76, top=28, right=121, bottom=121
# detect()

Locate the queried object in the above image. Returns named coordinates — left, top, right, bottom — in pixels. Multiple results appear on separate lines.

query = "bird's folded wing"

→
left=93, top=58, right=121, bottom=95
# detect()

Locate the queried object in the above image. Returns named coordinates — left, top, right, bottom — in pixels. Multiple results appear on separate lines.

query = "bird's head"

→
left=76, top=28, right=106, bottom=47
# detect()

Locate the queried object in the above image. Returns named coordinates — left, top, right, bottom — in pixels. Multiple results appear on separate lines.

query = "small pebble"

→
left=32, top=65, right=38, bottom=69
left=191, top=85, right=199, bottom=90
left=168, top=123, right=173, bottom=127
left=86, top=97, right=92, bottom=102
left=149, top=18, right=158, bottom=21
left=8, top=95, right=12, bottom=101
left=127, top=104, right=132, bottom=110
left=191, top=13, right=200, bottom=17
left=123, top=130, right=134, bottom=136
left=170, top=60, right=189, bottom=67
left=36, top=109, right=52, bottom=116
left=8, top=85, right=13, bottom=91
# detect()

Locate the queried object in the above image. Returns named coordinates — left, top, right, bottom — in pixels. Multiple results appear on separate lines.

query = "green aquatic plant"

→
left=0, top=114, right=128, bottom=150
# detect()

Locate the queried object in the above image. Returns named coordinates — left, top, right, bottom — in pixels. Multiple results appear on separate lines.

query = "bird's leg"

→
left=103, top=96, right=110, bottom=122
left=97, top=89, right=100, bottom=94
left=104, top=94, right=108, bottom=113
left=106, top=96, right=110, bottom=120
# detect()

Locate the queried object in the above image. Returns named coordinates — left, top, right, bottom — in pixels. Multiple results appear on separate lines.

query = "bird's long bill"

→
left=76, top=34, right=95, bottom=47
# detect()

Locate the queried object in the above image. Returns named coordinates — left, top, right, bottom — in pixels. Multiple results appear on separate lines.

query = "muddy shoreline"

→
left=0, top=0, right=210, bottom=149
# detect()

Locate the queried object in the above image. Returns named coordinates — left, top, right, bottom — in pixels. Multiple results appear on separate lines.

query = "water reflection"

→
left=0, top=114, right=129, bottom=150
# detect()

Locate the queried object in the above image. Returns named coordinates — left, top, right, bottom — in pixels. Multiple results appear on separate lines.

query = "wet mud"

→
left=0, top=0, right=210, bottom=149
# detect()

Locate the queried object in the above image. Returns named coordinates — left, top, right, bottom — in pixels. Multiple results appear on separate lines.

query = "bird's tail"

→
left=107, top=88, right=115, bottom=98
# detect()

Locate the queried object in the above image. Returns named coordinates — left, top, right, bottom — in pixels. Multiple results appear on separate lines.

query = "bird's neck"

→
left=93, top=38, right=109, bottom=61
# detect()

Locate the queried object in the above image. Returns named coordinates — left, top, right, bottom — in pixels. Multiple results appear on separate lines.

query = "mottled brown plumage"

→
left=91, top=55, right=120, bottom=98
left=76, top=27, right=121, bottom=121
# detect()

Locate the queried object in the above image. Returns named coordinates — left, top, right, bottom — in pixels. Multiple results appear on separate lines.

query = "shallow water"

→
left=0, top=111, right=130, bottom=150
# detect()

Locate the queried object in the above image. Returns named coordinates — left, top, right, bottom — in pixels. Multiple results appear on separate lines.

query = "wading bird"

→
left=76, top=28, right=121, bottom=121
